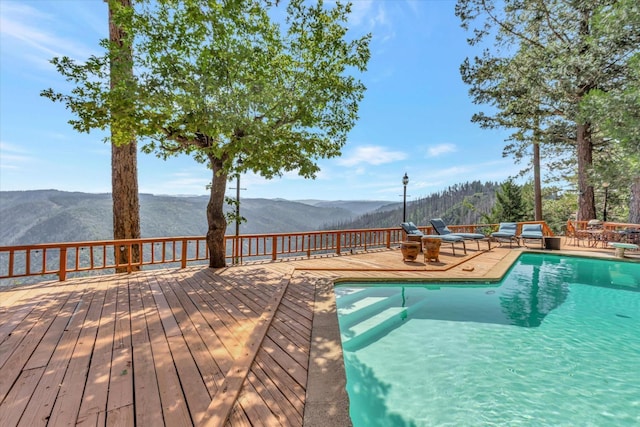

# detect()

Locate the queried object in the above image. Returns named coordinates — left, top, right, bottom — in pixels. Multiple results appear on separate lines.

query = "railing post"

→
left=59, top=247, right=67, bottom=282
left=181, top=239, right=188, bottom=269
left=336, top=232, right=341, bottom=255
left=272, top=236, right=277, bottom=261
left=307, top=235, right=311, bottom=258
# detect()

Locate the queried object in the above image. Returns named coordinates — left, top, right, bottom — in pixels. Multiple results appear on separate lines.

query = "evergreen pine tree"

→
left=484, top=180, right=528, bottom=223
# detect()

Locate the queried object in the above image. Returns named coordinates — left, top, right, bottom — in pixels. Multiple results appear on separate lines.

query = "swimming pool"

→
left=335, top=253, right=640, bottom=426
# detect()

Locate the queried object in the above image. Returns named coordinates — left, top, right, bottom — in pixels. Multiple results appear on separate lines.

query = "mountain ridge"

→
left=1, top=182, right=498, bottom=246
left=0, top=190, right=396, bottom=245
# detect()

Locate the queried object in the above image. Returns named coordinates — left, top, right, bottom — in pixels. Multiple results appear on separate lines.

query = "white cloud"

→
left=0, top=3, right=99, bottom=69
left=337, top=145, right=407, bottom=167
left=0, top=141, right=33, bottom=170
left=347, top=0, right=374, bottom=27
left=0, top=141, right=27, bottom=154
left=427, top=143, right=457, bottom=157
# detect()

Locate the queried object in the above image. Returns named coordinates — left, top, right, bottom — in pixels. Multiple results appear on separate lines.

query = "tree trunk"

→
left=630, top=175, right=640, bottom=224
left=112, top=143, right=140, bottom=271
left=207, top=156, right=228, bottom=268
left=108, top=0, right=140, bottom=272
left=576, top=122, right=595, bottom=221
left=533, top=140, right=542, bottom=221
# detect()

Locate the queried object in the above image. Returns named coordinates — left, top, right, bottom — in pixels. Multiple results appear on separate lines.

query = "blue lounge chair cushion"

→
left=492, top=232, right=516, bottom=239
left=430, top=218, right=485, bottom=240
left=520, top=223, right=543, bottom=239
left=402, top=221, right=465, bottom=242
left=403, top=221, right=466, bottom=242
left=491, top=222, right=517, bottom=239
left=428, top=234, right=465, bottom=243
left=401, top=222, right=423, bottom=235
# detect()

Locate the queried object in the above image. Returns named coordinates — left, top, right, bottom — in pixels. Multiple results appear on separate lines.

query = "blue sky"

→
left=0, top=0, right=521, bottom=202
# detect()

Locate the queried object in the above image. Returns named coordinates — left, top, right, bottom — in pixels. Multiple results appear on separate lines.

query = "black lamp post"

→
left=402, top=172, right=409, bottom=222
left=602, top=182, right=609, bottom=222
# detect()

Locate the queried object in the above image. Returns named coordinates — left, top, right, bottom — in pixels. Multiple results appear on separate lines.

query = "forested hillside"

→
left=0, top=190, right=393, bottom=246
left=0, top=183, right=500, bottom=246
left=326, top=181, right=499, bottom=230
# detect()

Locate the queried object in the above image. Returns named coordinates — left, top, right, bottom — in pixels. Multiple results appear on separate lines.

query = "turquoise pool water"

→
left=335, top=253, right=640, bottom=427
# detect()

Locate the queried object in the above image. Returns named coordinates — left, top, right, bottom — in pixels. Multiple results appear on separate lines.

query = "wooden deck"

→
left=0, top=240, right=637, bottom=426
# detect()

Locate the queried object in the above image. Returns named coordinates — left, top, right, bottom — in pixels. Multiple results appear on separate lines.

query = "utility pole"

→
left=229, top=157, right=246, bottom=263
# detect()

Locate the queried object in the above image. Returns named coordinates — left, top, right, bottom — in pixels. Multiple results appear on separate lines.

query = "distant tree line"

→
left=325, top=181, right=500, bottom=230
left=326, top=177, right=628, bottom=235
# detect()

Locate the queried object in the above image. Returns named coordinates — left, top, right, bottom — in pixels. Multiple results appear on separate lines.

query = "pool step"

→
left=338, top=293, right=404, bottom=330
left=341, top=297, right=430, bottom=352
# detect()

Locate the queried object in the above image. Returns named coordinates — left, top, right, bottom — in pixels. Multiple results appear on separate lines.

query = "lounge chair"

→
left=491, top=222, right=519, bottom=247
left=401, top=222, right=467, bottom=255
left=429, top=218, right=487, bottom=251
left=519, top=223, right=544, bottom=249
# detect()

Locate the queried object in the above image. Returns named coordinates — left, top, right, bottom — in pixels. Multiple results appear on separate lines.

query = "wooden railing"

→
left=566, top=220, right=640, bottom=247
left=571, top=220, right=640, bottom=232
left=0, top=221, right=553, bottom=283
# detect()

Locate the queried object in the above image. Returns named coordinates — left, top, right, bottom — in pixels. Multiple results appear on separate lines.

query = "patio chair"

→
left=519, top=223, right=544, bottom=249
left=566, top=220, right=588, bottom=246
left=490, top=222, right=519, bottom=248
left=400, top=222, right=467, bottom=255
left=429, top=218, right=487, bottom=250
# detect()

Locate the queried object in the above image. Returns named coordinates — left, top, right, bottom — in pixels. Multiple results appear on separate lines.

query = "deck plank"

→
left=75, top=280, right=119, bottom=427
left=0, top=302, right=47, bottom=370
left=249, top=361, right=302, bottom=426
left=106, top=279, right=134, bottom=417
left=139, top=274, right=193, bottom=427
left=47, top=287, right=107, bottom=426
left=176, top=271, right=238, bottom=372
left=0, top=367, right=45, bottom=427
left=128, top=275, right=165, bottom=427
left=0, top=300, right=40, bottom=345
left=0, top=289, right=80, bottom=405
left=17, top=288, right=92, bottom=426
left=235, top=378, right=283, bottom=427
left=167, top=273, right=226, bottom=393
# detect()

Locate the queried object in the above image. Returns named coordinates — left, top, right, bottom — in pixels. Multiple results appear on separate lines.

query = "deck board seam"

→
left=197, top=268, right=294, bottom=427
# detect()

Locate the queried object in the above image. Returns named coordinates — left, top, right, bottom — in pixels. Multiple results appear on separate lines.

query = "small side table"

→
left=406, top=234, right=423, bottom=250
left=400, top=241, right=421, bottom=261
left=544, top=236, right=561, bottom=250
left=421, top=237, right=441, bottom=263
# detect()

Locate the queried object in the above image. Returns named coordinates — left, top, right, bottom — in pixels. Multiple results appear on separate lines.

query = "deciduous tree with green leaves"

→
left=456, top=0, right=640, bottom=223
left=42, top=0, right=370, bottom=267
